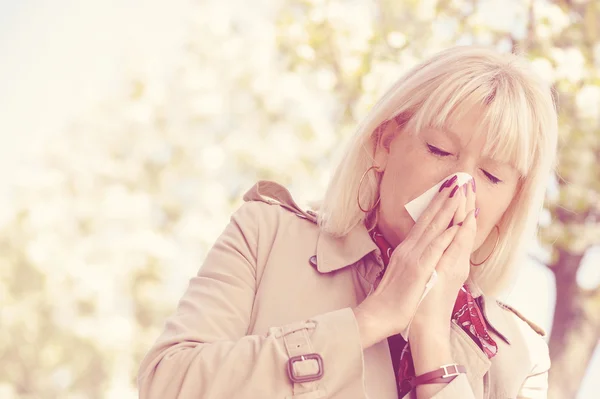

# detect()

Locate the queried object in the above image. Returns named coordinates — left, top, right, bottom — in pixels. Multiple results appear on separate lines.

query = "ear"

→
left=373, top=120, right=398, bottom=171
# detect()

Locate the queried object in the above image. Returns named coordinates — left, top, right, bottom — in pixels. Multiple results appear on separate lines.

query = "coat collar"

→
left=315, top=221, right=379, bottom=273
left=477, top=295, right=513, bottom=345
left=243, top=180, right=380, bottom=273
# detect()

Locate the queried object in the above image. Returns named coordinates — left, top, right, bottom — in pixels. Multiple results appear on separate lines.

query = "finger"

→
left=411, top=182, right=463, bottom=252
left=436, top=209, right=477, bottom=274
left=418, top=224, right=461, bottom=272
left=406, top=175, right=458, bottom=242
left=453, top=179, right=476, bottom=227
left=465, top=178, right=476, bottom=217
left=451, top=182, right=467, bottom=227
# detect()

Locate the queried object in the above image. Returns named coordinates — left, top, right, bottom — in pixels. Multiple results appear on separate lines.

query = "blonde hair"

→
left=318, top=46, right=558, bottom=296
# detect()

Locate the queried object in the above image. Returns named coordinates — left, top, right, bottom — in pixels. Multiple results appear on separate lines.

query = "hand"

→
left=405, top=181, right=477, bottom=398
left=409, top=179, right=478, bottom=338
left=353, top=177, right=467, bottom=349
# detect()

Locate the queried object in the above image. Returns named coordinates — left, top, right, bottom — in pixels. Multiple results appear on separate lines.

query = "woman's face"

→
left=373, top=107, right=521, bottom=251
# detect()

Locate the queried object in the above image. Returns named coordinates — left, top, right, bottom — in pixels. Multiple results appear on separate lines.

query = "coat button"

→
left=309, top=255, right=318, bottom=267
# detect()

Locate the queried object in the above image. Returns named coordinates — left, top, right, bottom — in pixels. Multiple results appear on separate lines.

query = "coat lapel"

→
left=479, top=295, right=515, bottom=345
left=449, top=320, right=491, bottom=397
left=315, top=225, right=379, bottom=274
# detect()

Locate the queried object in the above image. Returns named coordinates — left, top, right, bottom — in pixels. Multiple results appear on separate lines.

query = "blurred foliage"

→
left=0, top=0, right=599, bottom=398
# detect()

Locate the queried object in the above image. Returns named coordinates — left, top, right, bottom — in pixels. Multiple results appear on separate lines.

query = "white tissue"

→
left=400, top=172, right=473, bottom=340
left=404, top=172, right=473, bottom=222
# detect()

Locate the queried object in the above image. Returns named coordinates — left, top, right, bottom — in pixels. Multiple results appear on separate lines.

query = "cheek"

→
left=377, top=168, right=421, bottom=237
left=382, top=161, right=444, bottom=203
left=379, top=172, right=409, bottom=214
left=380, top=165, right=433, bottom=211
left=474, top=189, right=514, bottom=246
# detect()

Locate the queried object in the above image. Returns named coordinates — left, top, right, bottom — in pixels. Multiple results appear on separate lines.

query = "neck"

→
left=375, top=211, right=412, bottom=248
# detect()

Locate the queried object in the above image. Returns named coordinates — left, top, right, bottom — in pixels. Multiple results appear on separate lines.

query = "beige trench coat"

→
left=138, top=181, right=550, bottom=399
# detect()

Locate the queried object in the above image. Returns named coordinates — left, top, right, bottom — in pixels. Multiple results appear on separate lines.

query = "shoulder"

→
left=240, top=180, right=318, bottom=223
left=496, top=300, right=550, bottom=372
left=231, top=180, right=319, bottom=234
left=496, top=300, right=546, bottom=337
left=219, top=182, right=320, bottom=263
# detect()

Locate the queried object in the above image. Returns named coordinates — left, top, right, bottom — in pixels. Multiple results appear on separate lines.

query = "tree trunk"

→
left=548, top=248, right=600, bottom=399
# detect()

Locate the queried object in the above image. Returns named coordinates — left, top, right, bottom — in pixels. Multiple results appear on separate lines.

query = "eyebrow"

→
left=430, top=127, right=463, bottom=145
left=442, top=128, right=462, bottom=142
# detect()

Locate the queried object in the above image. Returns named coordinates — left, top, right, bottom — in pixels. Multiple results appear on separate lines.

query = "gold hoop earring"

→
left=357, top=165, right=381, bottom=213
left=470, top=225, right=500, bottom=266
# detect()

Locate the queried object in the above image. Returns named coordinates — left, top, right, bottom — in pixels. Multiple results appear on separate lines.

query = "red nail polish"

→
left=450, top=185, right=459, bottom=198
left=439, top=180, right=448, bottom=192
left=439, top=175, right=457, bottom=192
left=471, top=178, right=476, bottom=193
left=475, top=208, right=480, bottom=218
left=457, top=222, right=463, bottom=226
left=462, top=184, right=468, bottom=195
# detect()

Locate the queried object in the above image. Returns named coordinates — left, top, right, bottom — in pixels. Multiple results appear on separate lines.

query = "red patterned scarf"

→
left=370, top=227, right=497, bottom=397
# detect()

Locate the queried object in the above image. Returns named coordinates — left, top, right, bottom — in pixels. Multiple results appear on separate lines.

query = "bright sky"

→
left=0, top=1, right=597, bottom=397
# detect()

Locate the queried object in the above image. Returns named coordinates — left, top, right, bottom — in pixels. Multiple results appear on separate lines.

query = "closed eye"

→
left=482, top=170, right=502, bottom=184
left=428, top=142, right=503, bottom=184
left=427, top=144, right=452, bottom=157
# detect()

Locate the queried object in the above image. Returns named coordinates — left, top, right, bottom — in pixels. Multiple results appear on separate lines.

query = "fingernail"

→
left=471, top=178, right=476, bottom=193
left=457, top=222, right=463, bottom=226
left=450, top=185, right=459, bottom=198
left=462, top=184, right=468, bottom=195
left=439, top=175, right=457, bottom=192
left=475, top=207, right=480, bottom=218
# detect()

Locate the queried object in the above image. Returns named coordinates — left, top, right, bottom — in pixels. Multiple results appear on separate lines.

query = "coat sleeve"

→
left=429, top=375, right=476, bottom=399
left=137, top=202, right=366, bottom=399
left=423, top=341, right=550, bottom=399
left=427, top=316, right=551, bottom=399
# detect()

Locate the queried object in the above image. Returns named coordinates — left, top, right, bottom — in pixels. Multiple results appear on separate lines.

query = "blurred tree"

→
left=535, top=1, right=600, bottom=398
left=0, top=0, right=598, bottom=398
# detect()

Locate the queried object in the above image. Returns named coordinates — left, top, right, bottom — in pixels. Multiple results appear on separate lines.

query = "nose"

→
left=446, top=163, right=478, bottom=201
left=452, top=158, right=478, bottom=183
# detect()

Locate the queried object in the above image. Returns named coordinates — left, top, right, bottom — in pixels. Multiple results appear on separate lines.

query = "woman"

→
left=138, top=46, right=557, bottom=399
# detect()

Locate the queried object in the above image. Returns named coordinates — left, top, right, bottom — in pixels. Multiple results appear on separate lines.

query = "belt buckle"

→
left=287, top=353, right=324, bottom=383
